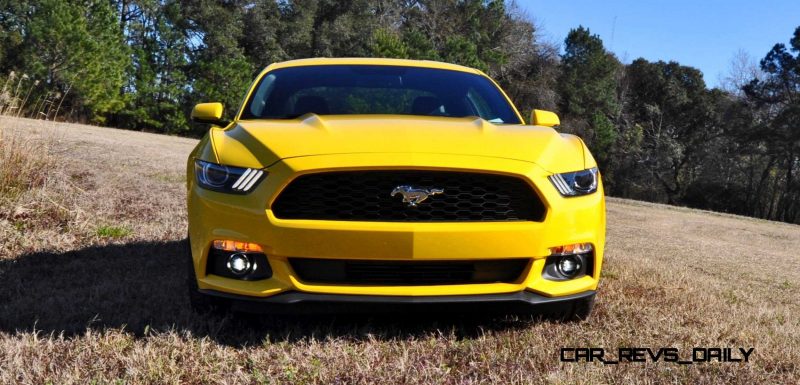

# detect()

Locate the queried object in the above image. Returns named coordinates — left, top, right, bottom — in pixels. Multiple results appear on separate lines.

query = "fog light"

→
left=557, top=255, right=581, bottom=277
left=226, top=253, right=253, bottom=276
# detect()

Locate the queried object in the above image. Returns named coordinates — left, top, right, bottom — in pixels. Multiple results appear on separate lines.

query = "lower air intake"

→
left=289, top=258, right=530, bottom=286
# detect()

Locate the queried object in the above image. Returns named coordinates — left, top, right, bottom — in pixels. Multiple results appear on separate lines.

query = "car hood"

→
left=209, top=115, right=586, bottom=173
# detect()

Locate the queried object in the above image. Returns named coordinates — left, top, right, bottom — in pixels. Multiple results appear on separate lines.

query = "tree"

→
left=719, top=49, right=764, bottom=97
left=489, top=4, right=560, bottom=116
left=371, top=28, right=409, bottom=59
left=557, top=27, right=622, bottom=188
left=278, top=0, right=382, bottom=58
left=111, top=0, right=190, bottom=133
left=442, top=36, right=486, bottom=71
left=240, top=0, right=287, bottom=66
left=400, top=0, right=509, bottom=71
left=19, top=0, right=129, bottom=122
left=402, top=28, right=439, bottom=60
left=743, top=26, right=800, bottom=222
left=623, top=59, right=720, bottom=204
left=0, top=0, right=27, bottom=72
left=180, top=0, right=253, bottom=126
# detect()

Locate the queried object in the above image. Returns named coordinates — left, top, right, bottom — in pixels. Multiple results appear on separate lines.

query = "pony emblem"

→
left=391, top=185, right=444, bottom=207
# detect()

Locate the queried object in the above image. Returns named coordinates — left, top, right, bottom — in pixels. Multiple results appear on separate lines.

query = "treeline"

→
left=0, top=1, right=798, bottom=224
left=0, top=0, right=556, bottom=131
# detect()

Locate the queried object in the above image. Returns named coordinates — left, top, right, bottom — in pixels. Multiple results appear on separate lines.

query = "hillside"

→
left=0, top=117, right=798, bottom=384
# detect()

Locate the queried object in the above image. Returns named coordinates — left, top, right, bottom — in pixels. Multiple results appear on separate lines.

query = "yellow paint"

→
left=531, top=109, right=561, bottom=127
left=190, top=102, right=224, bottom=124
left=187, top=58, right=605, bottom=300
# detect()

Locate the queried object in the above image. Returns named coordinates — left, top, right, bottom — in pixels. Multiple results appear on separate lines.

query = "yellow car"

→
left=186, top=58, right=605, bottom=320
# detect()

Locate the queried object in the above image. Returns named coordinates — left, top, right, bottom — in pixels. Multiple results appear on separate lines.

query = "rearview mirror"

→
left=531, top=109, right=560, bottom=127
left=191, top=102, right=228, bottom=126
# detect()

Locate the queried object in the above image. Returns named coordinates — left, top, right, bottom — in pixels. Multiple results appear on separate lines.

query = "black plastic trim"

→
left=196, top=288, right=596, bottom=314
left=288, top=258, right=529, bottom=286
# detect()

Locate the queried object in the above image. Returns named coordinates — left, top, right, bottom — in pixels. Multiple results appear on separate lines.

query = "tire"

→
left=550, top=294, right=595, bottom=322
left=186, top=239, right=229, bottom=314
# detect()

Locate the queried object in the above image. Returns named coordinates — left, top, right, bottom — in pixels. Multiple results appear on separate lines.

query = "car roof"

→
left=263, top=57, right=484, bottom=75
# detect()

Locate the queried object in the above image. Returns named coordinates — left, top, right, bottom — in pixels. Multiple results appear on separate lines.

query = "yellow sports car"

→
left=186, top=58, right=605, bottom=320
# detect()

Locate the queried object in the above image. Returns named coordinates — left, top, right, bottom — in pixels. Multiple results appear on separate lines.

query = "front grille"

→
left=289, top=258, right=530, bottom=285
left=271, top=171, right=545, bottom=221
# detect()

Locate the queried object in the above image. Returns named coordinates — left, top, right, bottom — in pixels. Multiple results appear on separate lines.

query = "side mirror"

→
left=191, top=102, right=228, bottom=126
left=531, top=109, right=560, bottom=127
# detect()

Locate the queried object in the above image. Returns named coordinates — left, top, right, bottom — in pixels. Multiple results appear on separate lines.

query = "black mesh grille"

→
left=289, top=258, right=530, bottom=285
left=271, top=171, right=545, bottom=221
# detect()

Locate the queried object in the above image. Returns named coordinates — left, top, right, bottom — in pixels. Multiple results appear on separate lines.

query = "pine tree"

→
left=557, top=26, right=622, bottom=168
left=21, top=0, right=129, bottom=122
left=371, top=29, right=409, bottom=59
left=114, top=0, right=190, bottom=133
left=181, top=0, right=254, bottom=126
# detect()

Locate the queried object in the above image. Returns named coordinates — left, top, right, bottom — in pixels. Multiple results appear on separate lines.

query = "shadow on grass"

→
left=0, top=239, right=544, bottom=346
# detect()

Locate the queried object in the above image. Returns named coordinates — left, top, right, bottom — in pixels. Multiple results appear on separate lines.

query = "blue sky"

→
left=516, top=0, right=800, bottom=87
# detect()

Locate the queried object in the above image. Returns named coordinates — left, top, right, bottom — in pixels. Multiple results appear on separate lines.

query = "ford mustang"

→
left=186, top=58, right=605, bottom=320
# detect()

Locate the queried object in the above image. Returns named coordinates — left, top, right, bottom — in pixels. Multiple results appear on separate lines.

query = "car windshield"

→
left=240, top=65, right=521, bottom=124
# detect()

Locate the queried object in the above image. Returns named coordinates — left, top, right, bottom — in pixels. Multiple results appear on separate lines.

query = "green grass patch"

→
left=95, top=225, right=131, bottom=238
left=152, top=172, right=184, bottom=183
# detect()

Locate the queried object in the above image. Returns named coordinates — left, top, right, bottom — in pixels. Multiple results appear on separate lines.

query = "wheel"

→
left=550, top=294, right=595, bottom=322
left=186, top=239, right=229, bottom=314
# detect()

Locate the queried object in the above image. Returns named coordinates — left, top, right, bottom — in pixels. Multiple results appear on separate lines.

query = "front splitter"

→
left=198, top=288, right=596, bottom=314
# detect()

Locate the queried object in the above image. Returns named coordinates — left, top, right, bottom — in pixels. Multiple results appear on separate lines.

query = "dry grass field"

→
left=0, top=116, right=798, bottom=384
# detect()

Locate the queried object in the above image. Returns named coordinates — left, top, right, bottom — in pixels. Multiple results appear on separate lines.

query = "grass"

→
left=95, top=225, right=132, bottom=238
left=0, top=116, right=798, bottom=384
left=0, top=125, right=54, bottom=199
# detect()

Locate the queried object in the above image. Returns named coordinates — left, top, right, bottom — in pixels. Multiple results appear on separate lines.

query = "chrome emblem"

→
left=391, top=185, right=444, bottom=207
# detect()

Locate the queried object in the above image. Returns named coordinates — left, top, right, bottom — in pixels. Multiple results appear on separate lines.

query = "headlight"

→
left=548, top=167, right=599, bottom=197
left=194, top=159, right=266, bottom=194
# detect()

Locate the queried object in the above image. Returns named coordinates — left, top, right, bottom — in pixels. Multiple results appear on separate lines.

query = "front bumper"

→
left=188, top=153, right=606, bottom=301
left=199, top=288, right=597, bottom=314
